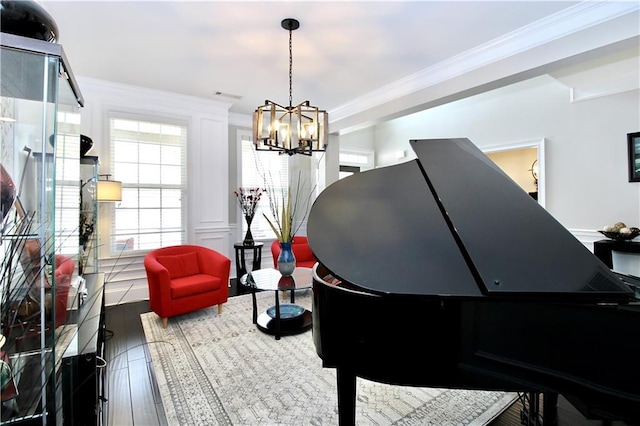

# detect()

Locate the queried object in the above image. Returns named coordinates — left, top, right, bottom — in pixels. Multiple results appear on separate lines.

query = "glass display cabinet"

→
left=1, top=32, right=84, bottom=424
left=79, top=156, right=99, bottom=277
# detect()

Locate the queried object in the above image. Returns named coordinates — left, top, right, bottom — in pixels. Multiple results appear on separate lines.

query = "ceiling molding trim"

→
left=228, top=112, right=252, bottom=128
left=329, top=1, right=639, bottom=123
left=78, top=76, right=233, bottom=115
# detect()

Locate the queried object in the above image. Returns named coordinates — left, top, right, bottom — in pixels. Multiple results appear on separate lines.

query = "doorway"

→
left=483, top=139, right=546, bottom=207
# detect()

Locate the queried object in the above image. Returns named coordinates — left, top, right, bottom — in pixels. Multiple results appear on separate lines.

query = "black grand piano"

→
left=307, top=138, right=640, bottom=425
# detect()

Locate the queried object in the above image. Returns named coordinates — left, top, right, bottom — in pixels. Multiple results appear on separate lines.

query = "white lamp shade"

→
left=96, top=180, right=122, bottom=202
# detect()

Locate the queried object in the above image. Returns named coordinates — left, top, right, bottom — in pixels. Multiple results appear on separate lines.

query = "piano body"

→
left=307, top=138, right=640, bottom=425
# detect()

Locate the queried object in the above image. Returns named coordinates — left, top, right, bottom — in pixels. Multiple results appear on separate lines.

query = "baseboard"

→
left=104, top=282, right=149, bottom=306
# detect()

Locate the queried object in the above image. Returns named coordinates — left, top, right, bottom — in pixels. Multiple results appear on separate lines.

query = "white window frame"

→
left=108, top=113, right=188, bottom=255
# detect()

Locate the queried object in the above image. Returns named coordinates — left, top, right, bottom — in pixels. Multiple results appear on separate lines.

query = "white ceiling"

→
left=40, top=1, right=639, bottom=133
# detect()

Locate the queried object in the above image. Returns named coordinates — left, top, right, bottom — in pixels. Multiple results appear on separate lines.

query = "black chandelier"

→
left=252, top=18, right=328, bottom=156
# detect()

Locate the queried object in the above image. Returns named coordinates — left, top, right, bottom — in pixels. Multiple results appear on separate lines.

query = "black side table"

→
left=234, top=242, right=263, bottom=278
left=593, top=239, right=640, bottom=269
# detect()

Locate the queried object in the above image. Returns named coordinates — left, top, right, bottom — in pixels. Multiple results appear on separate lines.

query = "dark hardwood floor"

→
left=103, top=280, right=628, bottom=426
left=104, top=279, right=253, bottom=425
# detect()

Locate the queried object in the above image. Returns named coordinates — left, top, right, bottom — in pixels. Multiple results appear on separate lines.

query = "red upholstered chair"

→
left=52, top=254, right=74, bottom=328
left=271, top=236, right=317, bottom=269
left=144, top=245, right=231, bottom=328
left=20, top=240, right=74, bottom=330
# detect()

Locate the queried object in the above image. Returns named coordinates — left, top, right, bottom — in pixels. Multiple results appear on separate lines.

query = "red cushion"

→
left=156, top=252, right=200, bottom=279
left=170, top=274, right=221, bottom=299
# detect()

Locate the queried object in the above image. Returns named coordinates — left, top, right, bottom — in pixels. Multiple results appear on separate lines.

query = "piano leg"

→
left=543, top=393, right=558, bottom=426
left=336, top=367, right=356, bottom=426
left=520, top=392, right=542, bottom=425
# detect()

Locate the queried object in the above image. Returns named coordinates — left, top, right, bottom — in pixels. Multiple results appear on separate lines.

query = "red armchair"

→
left=52, top=254, right=74, bottom=328
left=271, top=236, right=317, bottom=269
left=144, top=245, right=230, bottom=328
left=20, top=240, right=74, bottom=330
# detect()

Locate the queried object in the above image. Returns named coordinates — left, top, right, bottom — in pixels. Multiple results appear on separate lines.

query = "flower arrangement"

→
left=263, top=175, right=314, bottom=243
left=234, top=187, right=264, bottom=245
left=233, top=187, right=264, bottom=219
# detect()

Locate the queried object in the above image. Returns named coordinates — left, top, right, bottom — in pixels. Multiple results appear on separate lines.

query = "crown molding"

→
left=329, top=1, right=640, bottom=124
left=228, top=112, right=252, bottom=128
left=78, top=76, right=233, bottom=115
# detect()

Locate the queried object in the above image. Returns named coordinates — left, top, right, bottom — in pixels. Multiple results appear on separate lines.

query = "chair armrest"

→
left=144, top=256, right=173, bottom=310
left=197, top=249, right=231, bottom=284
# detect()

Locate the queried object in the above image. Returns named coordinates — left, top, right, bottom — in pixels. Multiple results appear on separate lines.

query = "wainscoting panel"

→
left=193, top=227, right=231, bottom=258
left=189, top=115, right=229, bottom=230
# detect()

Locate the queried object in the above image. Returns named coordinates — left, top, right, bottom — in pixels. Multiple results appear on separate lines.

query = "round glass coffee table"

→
left=239, top=267, right=313, bottom=340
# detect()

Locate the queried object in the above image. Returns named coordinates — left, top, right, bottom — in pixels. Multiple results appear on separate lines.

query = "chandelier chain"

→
left=288, top=26, right=293, bottom=108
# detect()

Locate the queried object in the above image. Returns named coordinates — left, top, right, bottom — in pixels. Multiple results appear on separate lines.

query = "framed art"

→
left=628, top=132, right=640, bottom=182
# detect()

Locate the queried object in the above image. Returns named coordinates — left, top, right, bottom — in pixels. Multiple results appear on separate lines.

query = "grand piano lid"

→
left=308, top=138, right=634, bottom=301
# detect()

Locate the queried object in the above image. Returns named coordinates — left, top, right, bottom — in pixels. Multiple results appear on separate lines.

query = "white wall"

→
left=340, top=127, right=376, bottom=152
left=81, top=72, right=640, bottom=304
left=78, top=77, right=232, bottom=305
left=372, top=75, right=640, bottom=241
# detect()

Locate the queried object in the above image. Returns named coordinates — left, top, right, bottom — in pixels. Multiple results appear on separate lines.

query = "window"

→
left=55, top=111, right=81, bottom=256
left=239, top=131, right=288, bottom=240
left=110, top=116, right=187, bottom=253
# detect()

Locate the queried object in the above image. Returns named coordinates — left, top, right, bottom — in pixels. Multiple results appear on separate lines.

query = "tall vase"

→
left=277, top=242, right=296, bottom=276
left=243, top=214, right=254, bottom=245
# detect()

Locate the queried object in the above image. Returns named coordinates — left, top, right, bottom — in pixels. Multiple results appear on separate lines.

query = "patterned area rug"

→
left=141, top=290, right=517, bottom=425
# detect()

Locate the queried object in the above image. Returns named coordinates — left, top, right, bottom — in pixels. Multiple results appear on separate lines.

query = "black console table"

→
left=62, top=272, right=106, bottom=425
left=593, top=239, right=640, bottom=269
left=234, top=242, right=264, bottom=278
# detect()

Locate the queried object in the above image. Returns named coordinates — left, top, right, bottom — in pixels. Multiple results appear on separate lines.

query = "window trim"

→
left=106, top=112, right=189, bottom=256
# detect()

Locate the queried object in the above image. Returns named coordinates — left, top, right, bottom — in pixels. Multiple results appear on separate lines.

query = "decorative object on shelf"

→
left=233, top=187, right=264, bottom=245
left=96, top=174, right=122, bottom=201
left=79, top=207, right=95, bottom=275
left=252, top=18, right=328, bottom=156
left=266, top=303, right=305, bottom=320
left=627, top=132, right=640, bottom=182
left=1, top=354, right=16, bottom=398
left=80, top=134, right=94, bottom=157
left=599, top=222, right=640, bottom=241
left=0, top=163, right=16, bottom=224
left=79, top=209, right=95, bottom=249
left=276, top=242, right=296, bottom=276
left=0, top=0, right=59, bottom=42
